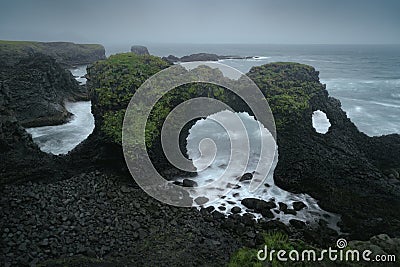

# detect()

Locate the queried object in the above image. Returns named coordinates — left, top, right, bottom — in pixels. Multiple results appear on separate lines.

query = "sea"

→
left=107, top=44, right=399, bottom=137
left=24, top=44, right=399, bottom=229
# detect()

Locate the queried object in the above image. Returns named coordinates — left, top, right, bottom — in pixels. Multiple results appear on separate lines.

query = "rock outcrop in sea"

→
left=130, top=45, right=150, bottom=55
left=0, top=54, right=88, bottom=127
left=86, top=55, right=400, bottom=239
left=247, top=63, right=400, bottom=239
left=1, top=52, right=399, bottom=266
left=162, top=52, right=253, bottom=63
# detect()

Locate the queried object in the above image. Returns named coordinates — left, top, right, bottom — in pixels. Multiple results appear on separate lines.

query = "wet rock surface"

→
left=248, top=63, right=400, bottom=239
left=0, top=54, right=88, bottom=127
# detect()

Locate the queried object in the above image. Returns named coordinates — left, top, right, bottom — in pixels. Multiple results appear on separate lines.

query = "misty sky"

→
left=0, top=0, right=399, bottom=45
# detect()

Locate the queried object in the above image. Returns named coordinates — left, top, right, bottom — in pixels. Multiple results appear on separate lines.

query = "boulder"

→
left=130, top=45, right=149, bottom=55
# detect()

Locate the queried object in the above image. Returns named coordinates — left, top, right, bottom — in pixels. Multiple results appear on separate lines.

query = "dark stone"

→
left=241, top=198, right=276, bottom=214
left=130, top=45, right=150, bottom=55
left=278, top=202, right=288, bottom=211
left=182, top=179, right=198, bottom=187
left=194, top=196, right=209, bottom=205
left=239, top=173, right=253, bottom=182
left=260, top=209, right=274, bottom=218
left=293, top=201, right=307, bottom=211
left=231, top=206, right=241, bottom=214
left=1, top=54, right=87, bottom=128
left=284, top=209, right=297, bottom=215
left=248, top=62, right=400, bottom=239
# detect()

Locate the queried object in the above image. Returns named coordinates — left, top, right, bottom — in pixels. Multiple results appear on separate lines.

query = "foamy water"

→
left=312, top=110, right=331, bottom=134
left=179, top=111, right=340, bottom=231
left=26, top=101, right=95, bottom=155
left=25, top=66, right=94, bottom=155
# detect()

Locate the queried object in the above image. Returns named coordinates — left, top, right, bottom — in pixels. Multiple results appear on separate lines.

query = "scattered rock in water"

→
left=182, top=179, right=197, bottom=187
left=241, top=198, right=276, bottom=213
left=239, top=173, right=253, bottom=182
left=264, top=183, right=270, bottom=187
left=260, top=209, right=274, bottom=219
left=292, top=201, right=307, bottom=211
left=194, top=196, right=209, bottom=205
left=284, top=209, right=297, bottom=215
left=172, top=181, right=183, bottom=186
left=278, top=202, right=288, bottom=212
left=218, top=206, right=226, bottom=211
left=231, top=206, right=241, bottom=214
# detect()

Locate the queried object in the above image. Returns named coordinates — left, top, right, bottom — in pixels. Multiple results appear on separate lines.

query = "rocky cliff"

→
left=247, top=62, right=400, bottom=239
left=0, top=40, right=106, bottom=67
left=87, top=56, right=400, bottom=239
left=0, top=83, right=67, bottom=184
left=0, top=54, right=88, bottom=127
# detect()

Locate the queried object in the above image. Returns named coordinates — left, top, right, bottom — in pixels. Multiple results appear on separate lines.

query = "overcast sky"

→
left=0, top=0, right=399, bottom=45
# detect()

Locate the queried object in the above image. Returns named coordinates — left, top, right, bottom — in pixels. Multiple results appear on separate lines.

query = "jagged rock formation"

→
left=2, top=52, right=399, bottom=242
left=247, top=62, right=400, bottom=239
left=130, top=45, right=150, bottom=55
left=0, top=83, right=65, bottom=184
left=0, top=40, right=106, bottom=67
left=88, top=57, right=400, bottom=239
left=0, top=54, right=88, bottom=127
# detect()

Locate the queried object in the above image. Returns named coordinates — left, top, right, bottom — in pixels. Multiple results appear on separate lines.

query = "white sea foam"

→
left=26, top=101, right=95, bottom=155
left=180, top=111, right=340, bottom=230
left=312, top=110, right=331, bottom=134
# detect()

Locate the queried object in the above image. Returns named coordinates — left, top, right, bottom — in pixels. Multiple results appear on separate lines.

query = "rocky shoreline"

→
left=1, top=49, right=400, bottom=266
left=0, top=170, right=339, bottom=266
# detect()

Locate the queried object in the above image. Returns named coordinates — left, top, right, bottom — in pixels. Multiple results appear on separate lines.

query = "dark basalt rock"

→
left=182, top=178, right=198, bottom=187
left=241, top=198, right=276, bottom=213
left=0, top=54, right=88, bottom=127
left=0, top=85, right=67, bottom=184
left=194, top=196, right=208, bottom=205
left=130, top=45, right=150, bottom=55
left=293, top=201, right=307, bottom=211
left=231, top=206, right=241, bottom=214
left=239, top=172, right=253, bottom=181
left=248, top=62, right=400, bottom=239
